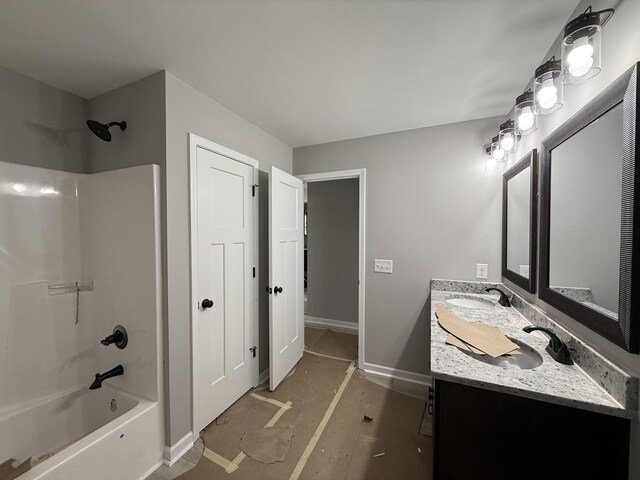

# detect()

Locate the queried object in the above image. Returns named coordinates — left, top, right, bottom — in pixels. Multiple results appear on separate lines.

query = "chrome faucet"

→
left=90, top=364, right=124, bottom=389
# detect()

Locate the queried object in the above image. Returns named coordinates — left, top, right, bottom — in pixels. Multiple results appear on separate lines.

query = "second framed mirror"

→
left=502, top=149, right=538, bottom=293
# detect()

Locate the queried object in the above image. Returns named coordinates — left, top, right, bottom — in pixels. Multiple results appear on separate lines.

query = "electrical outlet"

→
left=374, top=259, right=393, bottom=274
left=476, top=263, right=488, bottom=279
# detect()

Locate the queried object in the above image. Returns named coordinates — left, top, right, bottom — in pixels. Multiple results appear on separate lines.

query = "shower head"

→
left=86, top=120, right=127, bottom=142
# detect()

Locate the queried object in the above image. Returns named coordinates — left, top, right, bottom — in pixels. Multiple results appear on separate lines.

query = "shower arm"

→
left=107, top=121, right=127, bottom=130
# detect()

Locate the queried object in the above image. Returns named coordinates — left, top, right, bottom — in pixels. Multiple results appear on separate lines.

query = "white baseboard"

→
left=305, top=315, right=358, bottom=335
left=363, top=362, right=431, bottom=400
left=163, top=432, right=194, bottom=467
left=259, top=367, right=270, bottom=385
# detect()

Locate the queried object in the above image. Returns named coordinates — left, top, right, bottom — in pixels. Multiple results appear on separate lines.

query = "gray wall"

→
left=81, top=70, right=293, bottom=447
left=307, top=179, right=359, bottom=323
left=294, top=117, right=502, bottom=374
left=0, top=66, right=88, bottom=173
left=164, top=71, right=292, bottom=446
left=87, top=72, right=166, bottom=173
left=502, top=1, right=640, bottom=478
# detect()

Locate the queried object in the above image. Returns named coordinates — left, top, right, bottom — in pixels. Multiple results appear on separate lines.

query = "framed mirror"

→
left=539, top=63, right=640, bottom=352
left=502, top=149, right=538, bottom=293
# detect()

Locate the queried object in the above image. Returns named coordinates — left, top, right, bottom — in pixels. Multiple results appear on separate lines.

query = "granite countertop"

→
left=430, top=286, right=636, bottom=419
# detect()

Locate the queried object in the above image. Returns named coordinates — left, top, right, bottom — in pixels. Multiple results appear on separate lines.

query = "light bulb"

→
left=518, top=107, right=535, bottom=131
left=492, top=147, right=505, bottom=161
left=500, top=133, right=515, bottom=151
left=567, top=36, right=593, bottom=73
left=569, top=55, right=594, bottom=77
left=537, top=78, right=558, bottom=109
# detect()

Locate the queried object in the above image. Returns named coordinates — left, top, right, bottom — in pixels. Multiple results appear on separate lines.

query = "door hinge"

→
left=253, top=267, right=256, bottom=278
left=252, top=184, right=259, bottom=197
left=250, top=346, right=257, bottom=358
left=427, top=385, right=434, bottom=415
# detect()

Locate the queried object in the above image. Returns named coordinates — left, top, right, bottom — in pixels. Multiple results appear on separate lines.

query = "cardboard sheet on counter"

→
left=436, top=306, right=518, bottom=357
left=446, top=330, right=521, bottom=355
left=445, top=333, right=486, bottom=354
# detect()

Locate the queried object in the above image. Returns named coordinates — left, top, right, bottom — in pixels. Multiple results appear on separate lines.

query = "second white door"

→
left=269, top=166, right=304, bottom=390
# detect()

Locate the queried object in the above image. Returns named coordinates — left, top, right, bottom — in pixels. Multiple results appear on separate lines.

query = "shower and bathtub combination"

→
left=0, top=160, right=164, bottom=479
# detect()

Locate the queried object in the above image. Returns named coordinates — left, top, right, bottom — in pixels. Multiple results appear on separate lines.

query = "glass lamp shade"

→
left=491, top=135, right=506, bottom=163
left=562, top=8, right=612, bottom=84
left=484, top=146, right=497, bottom=171
left=498, top=119, right=518, bottom=153
left=534, top=57, right=563, bottom=115
left=515, top=89, right=537, bottom=135
left=484, top=145, right=503, bottom=172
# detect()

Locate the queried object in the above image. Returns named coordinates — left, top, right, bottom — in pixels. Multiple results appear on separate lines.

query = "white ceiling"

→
left=0, top=1, right=579, bottom=147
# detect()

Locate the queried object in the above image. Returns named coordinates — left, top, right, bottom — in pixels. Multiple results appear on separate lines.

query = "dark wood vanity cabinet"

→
left=433, top=380, right=630, bottom=480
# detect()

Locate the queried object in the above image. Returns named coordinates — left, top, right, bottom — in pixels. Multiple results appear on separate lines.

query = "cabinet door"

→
left=434, top=380, right=629, bottom=480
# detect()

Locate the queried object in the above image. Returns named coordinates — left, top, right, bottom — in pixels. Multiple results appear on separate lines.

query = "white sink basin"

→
left=460, top=338, right=543, bottom=370
left=445, top=297, right=493, bottom=310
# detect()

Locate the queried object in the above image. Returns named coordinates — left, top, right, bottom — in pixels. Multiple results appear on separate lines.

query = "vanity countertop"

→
left=430, top=282, right=637, bottom=419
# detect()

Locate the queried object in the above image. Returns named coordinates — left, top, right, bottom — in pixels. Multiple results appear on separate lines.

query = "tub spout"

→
left=90, top=364, right=124, bottom=389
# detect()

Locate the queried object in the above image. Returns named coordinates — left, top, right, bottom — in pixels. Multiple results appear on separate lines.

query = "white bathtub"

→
left=0, top=385, right=164, bottom=480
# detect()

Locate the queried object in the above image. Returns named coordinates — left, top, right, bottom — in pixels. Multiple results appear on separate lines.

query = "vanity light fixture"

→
left=562, top=6, right=614, bottom=85
left=491, top=135, right=506, bottom=163
left=534, top=56, right=563, bottom=114
left=515, top=89, right=537, bottom=135
left=484, top=145, right=497, bottom=171
left=498, top=119, right=519, bottom=153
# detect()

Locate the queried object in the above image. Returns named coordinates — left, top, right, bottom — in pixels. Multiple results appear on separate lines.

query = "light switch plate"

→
left=374, top=259, right=393, bottom=274
left=476, top=263, right=488, bottom=279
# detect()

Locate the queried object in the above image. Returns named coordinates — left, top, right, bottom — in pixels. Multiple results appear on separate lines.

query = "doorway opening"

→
left=297, top=169, right=366, bottom=369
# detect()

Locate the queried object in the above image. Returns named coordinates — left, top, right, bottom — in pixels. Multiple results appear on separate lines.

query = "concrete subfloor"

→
left=151, top=327, right=431, bottom=480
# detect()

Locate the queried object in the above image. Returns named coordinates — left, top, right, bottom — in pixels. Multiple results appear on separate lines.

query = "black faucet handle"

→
left=101, top=334, right=118, bottom=346
left=101, top=325, right=128, bottom=349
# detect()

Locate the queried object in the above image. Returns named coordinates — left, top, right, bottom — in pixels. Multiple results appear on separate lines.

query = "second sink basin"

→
left=459, top=338, right=543, bottom=370
left=446, top=297, right=493, bottom=310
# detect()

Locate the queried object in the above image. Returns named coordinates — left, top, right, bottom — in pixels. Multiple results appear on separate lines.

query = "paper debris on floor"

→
left=436, top=306, right=518, bottom=357
left=216, top=411, right=231, bottom=425
left=373, top=452, right=386, bottom=458
left=362, top=415, right=373, bottom=423
left=239, top=428, right=294, bottom=464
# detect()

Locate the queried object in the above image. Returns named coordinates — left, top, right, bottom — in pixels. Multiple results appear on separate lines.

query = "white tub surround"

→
left=430, top=279, right=638, bottom=419
left=0, top=163, right=164, bottom=479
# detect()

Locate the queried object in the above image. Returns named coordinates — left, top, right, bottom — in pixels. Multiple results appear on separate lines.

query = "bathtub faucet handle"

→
left=101, top=325, right=128, bottom=349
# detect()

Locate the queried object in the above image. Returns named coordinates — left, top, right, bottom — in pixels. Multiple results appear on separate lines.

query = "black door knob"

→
left=274, top=286, right=283, bottom=294
left=201, top=298, right=214, bottom=309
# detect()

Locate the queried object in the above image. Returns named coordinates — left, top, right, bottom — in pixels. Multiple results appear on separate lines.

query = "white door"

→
left=193, top=145, right=256, bottom=434
left=269, top=166, right=304, bottom=390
